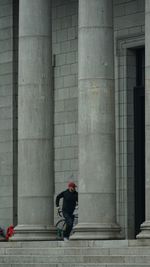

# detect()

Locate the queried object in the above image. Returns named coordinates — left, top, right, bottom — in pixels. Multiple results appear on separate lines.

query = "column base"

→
left=136, top=221, right=150, bottom=239
left=10, top=224, right=57, bottom=241
left=0, top=237, right=5, bottom=241
left=70, top=223, right=121, bottom=240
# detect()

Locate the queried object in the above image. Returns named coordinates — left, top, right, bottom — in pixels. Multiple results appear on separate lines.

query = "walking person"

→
left=56, top=182, right=78, bottom=240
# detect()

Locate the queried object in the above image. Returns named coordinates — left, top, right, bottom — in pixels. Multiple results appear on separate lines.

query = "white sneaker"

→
left=64, top=237, right=69, bottom=241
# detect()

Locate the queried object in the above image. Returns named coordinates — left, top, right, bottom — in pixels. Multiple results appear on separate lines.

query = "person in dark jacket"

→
left=56, top=182, right=78, bottom=240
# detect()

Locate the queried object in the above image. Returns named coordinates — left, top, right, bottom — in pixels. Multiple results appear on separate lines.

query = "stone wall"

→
left=52, top=0, right=78, bottom=198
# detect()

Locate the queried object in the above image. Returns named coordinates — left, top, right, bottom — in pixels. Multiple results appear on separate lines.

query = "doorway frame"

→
left=115, top=33, right=145, bottom=239
left=134, top=82, right=145, bottom=236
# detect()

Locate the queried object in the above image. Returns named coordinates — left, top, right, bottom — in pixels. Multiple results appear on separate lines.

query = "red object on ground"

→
left=6, top=225, right=15, bottom=240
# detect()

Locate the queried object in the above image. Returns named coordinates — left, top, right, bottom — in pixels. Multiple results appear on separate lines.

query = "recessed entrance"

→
left=134, top=48, right=145, bottom=236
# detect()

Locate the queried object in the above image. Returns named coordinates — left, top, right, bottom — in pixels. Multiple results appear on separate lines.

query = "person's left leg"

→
left=63, top=212, right=74, bottom=238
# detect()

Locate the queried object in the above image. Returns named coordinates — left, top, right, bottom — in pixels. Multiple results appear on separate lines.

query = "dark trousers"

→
left=63, top=211, right=74, bottom=238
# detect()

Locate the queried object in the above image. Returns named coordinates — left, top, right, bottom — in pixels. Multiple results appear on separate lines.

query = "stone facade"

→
left=52, top=0, right=78, bottom=195
left=114, top=0, right=145, bottom=238
left=0, top=0, right=147, bottom=241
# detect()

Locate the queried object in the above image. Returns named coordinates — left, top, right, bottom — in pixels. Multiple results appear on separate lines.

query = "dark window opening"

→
left=134, top=48, right=145, bottom=237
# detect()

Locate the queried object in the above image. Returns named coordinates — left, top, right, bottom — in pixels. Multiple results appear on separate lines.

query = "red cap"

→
left=68, top=182, right=77, bottom=188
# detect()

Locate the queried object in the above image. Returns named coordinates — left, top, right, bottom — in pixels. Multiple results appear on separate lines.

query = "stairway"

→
left=0, top=240, right=149, bottom=266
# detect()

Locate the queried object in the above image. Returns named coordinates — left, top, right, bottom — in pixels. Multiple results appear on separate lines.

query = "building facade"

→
left=0, top=0, right=149, bottom=240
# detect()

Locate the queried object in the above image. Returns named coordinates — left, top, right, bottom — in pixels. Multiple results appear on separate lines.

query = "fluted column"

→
left=137, top=0, right=150, bottom=239
left=72, top=0, right=120, bottom=239
left=12, top=0, right=56, bottom=240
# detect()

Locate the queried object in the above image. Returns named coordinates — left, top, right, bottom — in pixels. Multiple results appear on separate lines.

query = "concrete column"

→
left=72, top=0, right=120, bottom=239
left=137, top=0, right=150, bottom=239
left=12, top=0, right=56, bottom=240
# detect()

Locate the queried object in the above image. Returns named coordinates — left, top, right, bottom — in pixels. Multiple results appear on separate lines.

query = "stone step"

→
left=0, top=255, right=150, bottom=264
left=0, top=240, right=150, bottom=266
left=0, top=265, right=150, bottom=267
left=2, top=264, right=150, bottom=267
left=2, top=240, right=129, bottom=248
left=0, top=239, right=149, bottom=248
left=1, top=247, right=150, bottom=256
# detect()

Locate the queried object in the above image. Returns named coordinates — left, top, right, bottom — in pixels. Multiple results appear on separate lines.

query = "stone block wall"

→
left=52, top=0, right=78, bottom=199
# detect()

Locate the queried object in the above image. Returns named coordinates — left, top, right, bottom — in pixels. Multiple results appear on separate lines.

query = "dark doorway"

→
left=134, top=48, right=145, bottom=236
